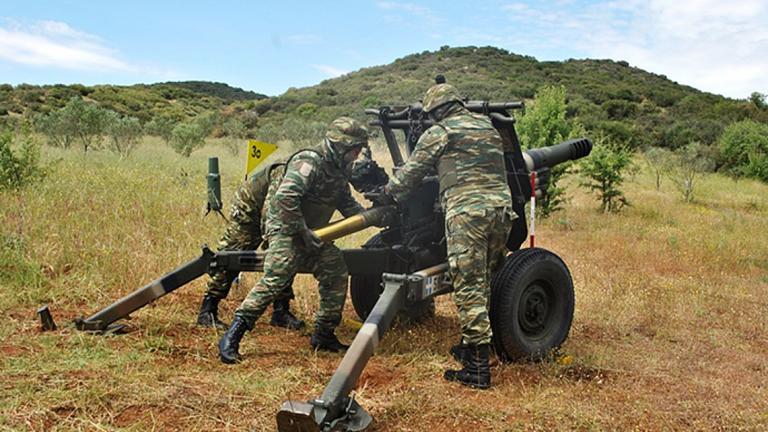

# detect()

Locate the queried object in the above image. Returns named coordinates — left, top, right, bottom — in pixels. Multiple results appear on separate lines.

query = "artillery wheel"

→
left=490, top=247, right=574, bottom=361
left=350, top=234, right=434, bottom=324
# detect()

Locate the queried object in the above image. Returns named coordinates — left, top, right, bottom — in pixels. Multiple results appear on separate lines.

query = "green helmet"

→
left=325, top=116, right=368, bottom=168
left=422, top=83, right=463, bottom=113
left=326, top=116, right=368, bottom=148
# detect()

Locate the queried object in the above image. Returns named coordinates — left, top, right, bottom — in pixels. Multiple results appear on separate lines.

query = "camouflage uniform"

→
left=233, top=117, right=366, bottom=332
left=219, top=117, right=369, bottom=363
left=234, top=145, right=363, bottom=329
left=205, top=164, right=293, bottom=301
left=386, top=85, right=515, bottom=346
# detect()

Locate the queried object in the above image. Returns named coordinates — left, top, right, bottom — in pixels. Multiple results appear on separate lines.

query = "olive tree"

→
left=170, top=122, right=206, bottom=157
left=105, top=112, right=143, bottom=157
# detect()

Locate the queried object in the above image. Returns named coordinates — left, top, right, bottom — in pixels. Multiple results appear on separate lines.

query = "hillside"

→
left=148, top=81, right=267, bottom=101
left=1, top=46, right=767, bottom=150
left=253, top=46, right=768, bottom=150
left=0, top=81, right=264, bottom=122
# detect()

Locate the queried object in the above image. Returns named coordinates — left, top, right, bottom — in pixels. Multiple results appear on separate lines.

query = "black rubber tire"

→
left=350, top=234, right=434, bottom=323
left=490, top=247, right=574, bottom=362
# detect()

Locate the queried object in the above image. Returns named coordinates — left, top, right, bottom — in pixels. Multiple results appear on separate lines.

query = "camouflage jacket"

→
left=387, top=106, right=514, bottom=220
left=264, top=144, right=364, bottom=237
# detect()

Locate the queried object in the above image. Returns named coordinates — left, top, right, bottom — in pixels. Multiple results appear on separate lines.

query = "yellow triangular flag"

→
left=245, top=140, right=278, bottom=178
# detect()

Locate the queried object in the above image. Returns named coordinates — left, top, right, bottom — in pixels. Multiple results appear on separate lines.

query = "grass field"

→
left=1, top=137, right=767, bottom=431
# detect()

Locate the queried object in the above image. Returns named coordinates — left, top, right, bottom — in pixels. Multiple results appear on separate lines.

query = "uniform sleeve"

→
left=385, top=126, right=447, bottom=201
left=273, top=153, right=318, bottom=235
left=337, top=184, right=364, bottom=217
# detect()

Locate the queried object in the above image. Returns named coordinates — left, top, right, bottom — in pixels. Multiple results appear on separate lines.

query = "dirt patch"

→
left=113, top=404, right=190, bottom=429
left=556, top=363, right=611, bottom=383
left=358, top=363, right=404, bottom=390
left=0, top=344, right=26, bottom=356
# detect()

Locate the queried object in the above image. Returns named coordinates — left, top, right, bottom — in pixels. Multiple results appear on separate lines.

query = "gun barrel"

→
left=465, top=101, right=524, bottom=112
left=522, top=138, right=593, bottom=172
left=313, top=205, right=397, bottom=242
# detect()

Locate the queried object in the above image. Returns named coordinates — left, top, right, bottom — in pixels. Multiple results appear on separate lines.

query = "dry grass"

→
left=1, top=138, right=766, bottom=431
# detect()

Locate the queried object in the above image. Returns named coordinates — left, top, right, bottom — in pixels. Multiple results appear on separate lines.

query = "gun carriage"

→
left=71, top=85, right=592, bottom=432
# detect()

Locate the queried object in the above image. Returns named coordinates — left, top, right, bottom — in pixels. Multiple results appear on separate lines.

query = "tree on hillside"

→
left=256, top=117, right=326, bottom=149
left=194, top=111, right=221, bottom=137
left=34, top=110, right=76, bottom=149
left=643, top=147, right=674, bottom=190
left=105, top=112, right=143, bottom=158
left=718, top=119, right=768, bottom=182
left=222, top=118, right=246, bottom=155
left=170, top=122, right=206, bottom=157
left=516, top=85, right=585, bottom=216
left=145, top=116, right=176, bottom=144
left=668, top=142, right=713, bottom=203
left=579, top=136, right=635, bottom=213
left=749, top=92, right=766, bottom=110
left=57, top=97, right=109, bottom=153
left=0, top=124, right=45, bottom=190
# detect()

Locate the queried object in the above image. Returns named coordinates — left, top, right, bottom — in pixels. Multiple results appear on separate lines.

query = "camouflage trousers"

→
left=205, top=180, right=294, bottom=302
left=446, top=207, right=513, bottom=345
left=235, top=232, right=348, bottom=330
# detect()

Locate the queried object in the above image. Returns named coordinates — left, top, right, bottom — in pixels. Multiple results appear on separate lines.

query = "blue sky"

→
left=1, top=1, right=766, bottom=99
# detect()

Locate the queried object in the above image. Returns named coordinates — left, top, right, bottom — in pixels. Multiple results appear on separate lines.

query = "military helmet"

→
left=325, top=116, right=368, bottom=149
left=422, top=83, right=463, bottom=113
left=325, top=116, right=368, bottom=168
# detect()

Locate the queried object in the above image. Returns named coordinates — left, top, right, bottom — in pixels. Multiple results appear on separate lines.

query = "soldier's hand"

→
left=300, top=227, right=323, bottom=251
left=364, top=185, right=396, bottom=206
left=381, top=185, right=396, bottom=205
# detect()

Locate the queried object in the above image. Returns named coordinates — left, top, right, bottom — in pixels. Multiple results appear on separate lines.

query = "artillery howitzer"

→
left=71, top=92, right=591, bottom=431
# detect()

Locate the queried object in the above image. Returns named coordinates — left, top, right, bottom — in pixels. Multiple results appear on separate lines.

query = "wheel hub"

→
left=519, top=283, right=550, bottom=337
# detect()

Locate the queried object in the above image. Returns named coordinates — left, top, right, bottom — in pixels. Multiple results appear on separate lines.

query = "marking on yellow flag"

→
left=245, top=140, right=277, bottom=177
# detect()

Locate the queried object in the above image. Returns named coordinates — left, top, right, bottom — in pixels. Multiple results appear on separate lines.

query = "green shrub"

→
left=517, top=85, right=585, bottom=217
left=256, top=116, right=326, bottom=150
left=579, top=137, right=635, bottom=212
left=643, top=147, right=674, bottom=190
left=222, top=118, right=246, bottom=155
left=668, top=142, right=714, bottom=202
left=105, top=112, right=143, bottom=157
left=0, top=127, right=45, bottom=190
left=170, top=122, right=206, bottom=157
left=718, top=119, right=768, bottom=182
left=145, top=116, right=176, bottom=144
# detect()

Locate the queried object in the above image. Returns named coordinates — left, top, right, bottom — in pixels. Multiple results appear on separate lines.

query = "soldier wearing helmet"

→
left=384, top=82, right=515, bottom=389
left=218, top=117, right=368, bottom=364
left=195, top=162, right=304, bottom=332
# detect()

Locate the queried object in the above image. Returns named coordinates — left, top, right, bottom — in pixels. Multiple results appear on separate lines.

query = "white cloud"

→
left=376, top=1, right=442, bottom=27
left=312, top=64, right=348, bottom=78
left=377, top=2, right=431, bottom=15
left=0, top=19, right=129, bottom=71
left=497, top=0, right=768, bottom=98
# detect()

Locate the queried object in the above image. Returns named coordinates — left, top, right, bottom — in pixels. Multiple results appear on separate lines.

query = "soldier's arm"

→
left=385, top=126, right=447, bottom=201
left=273, top=152, right=318, bottom=235
left=337, top=184, right=364, bottom=217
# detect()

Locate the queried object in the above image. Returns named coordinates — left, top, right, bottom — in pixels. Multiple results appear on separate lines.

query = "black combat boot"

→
left=270, top=299, right=305, bottom=330
left=450, top=340, right=471, bottom=365
left=197, top=295, right=228, bottom=329
left=218, top=316, right=251, bottom=364
left=310, top=326, right=349, bottom=353
left=444, top=344, right=491, bottom=389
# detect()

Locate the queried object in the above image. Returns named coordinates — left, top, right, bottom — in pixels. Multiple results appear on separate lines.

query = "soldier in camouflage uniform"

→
left=219, top=117, right=368, bottom=364
left=384, top=83, right=515, bottom=389
left=196, top=163, right=304, bottom=331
